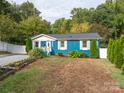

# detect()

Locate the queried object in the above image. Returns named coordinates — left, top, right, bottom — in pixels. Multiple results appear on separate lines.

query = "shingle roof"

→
left=47, top=33, right=101, bottom=40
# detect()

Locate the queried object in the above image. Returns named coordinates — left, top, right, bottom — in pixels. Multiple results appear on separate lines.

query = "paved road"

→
left=0, top=55, right=29, bottom=66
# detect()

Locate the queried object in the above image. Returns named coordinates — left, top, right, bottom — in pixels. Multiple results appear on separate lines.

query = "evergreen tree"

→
left=120, top=35, right=124, bottom=66
left=26, top=38, right=32, bottom=53
left=90, top=40, right=98, bottom=58
left=107, top=39, right=112, bottom=60
left=114, top=39, right=123, bottom=68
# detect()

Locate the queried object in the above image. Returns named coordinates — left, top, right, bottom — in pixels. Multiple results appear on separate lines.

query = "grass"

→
left=103, top=59, right=124, bottom=88
left=0, top=67, right=46, bottom=93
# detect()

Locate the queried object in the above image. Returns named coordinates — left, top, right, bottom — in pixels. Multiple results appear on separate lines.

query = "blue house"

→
left=32, top=33, right=101, bottom=57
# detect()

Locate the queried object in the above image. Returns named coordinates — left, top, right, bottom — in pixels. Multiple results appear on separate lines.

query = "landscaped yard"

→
left=0, top=56, right=124, bottom=93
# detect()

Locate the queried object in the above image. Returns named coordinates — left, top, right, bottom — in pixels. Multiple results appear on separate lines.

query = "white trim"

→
left=32, top=34, right=56, bottom=40
left=38, top=41, right=41, bottom=48
left=80, top=40, right=90, bottom=50
left=58, top=41, right=67, bottom=50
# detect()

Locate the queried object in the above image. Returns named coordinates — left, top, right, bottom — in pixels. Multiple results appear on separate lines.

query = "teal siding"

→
left=51, top=40, right=92, bottom=57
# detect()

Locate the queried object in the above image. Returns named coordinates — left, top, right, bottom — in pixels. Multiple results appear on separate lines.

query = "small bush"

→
left=28, top=48, right=46, bottom=59
left=80, top=52, right=86, bottom=58
left=58, top=53, right=64, bottom=56
left=0, top=69, right=3, bottom=75
left=69, top=51, right=80, bottom=58
left=7, top=61, right=23, bottom=67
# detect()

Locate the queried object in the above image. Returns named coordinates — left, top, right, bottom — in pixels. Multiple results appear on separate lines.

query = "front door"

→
left=46, top=41, right=51, bottom=55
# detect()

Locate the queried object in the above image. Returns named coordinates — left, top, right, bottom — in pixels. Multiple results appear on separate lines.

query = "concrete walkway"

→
left=0, top=55, right=29, bottom=66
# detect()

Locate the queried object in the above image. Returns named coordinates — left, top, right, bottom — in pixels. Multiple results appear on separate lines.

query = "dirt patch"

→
left=53, top=60, right=123, bottom=93
left=28, top=57, right=124, bottom=93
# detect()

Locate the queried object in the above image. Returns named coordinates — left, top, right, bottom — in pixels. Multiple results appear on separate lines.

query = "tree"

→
left=20, top=1, right=40, bottom=20
left=90, top=40, right=98, bottom=58
left=71, top=22, right=91, bottom=33
left=51, top=18, right=71, bottom=34
left=19, top=16, right=51, bottom=40
left=114, top=39, right=123, bottom=68
left=0, top=15, right=18, bottom=43
left=107, top=39, right=113, bottom=60
left=71, top=8, right=94, bottom=23
left=0, top=0, right=11, bottom=15
left=120, top=35, right=124, bottom=65
left=110, top=40, right=115, bottom=63
left=26, top=38, right=32, bottom=53
left=8, top=3, right=22, bottom=22
left=89, top=23, right=111, bottom=47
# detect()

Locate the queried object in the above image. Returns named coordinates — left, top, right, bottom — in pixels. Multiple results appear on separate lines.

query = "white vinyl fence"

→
left=0, top=41, right=27, bottom=54
left=100, top=48, right=107, bottom=59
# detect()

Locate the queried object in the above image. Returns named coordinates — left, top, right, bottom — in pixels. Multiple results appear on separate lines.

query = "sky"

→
left=7, top=0, right=106, bottom=23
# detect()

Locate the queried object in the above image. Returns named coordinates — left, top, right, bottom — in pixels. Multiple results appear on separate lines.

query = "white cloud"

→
left=7, top=0, right=106, bottom=23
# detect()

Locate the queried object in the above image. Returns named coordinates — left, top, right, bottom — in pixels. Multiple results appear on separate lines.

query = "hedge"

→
left=107, top=35, right=124, bottom=71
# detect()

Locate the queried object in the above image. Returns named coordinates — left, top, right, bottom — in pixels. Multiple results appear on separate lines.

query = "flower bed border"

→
left=0, top=59, right=36, bottom=81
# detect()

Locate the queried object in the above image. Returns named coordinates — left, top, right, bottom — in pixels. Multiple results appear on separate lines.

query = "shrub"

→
left=114, top=39, right=123, bottom=68
left=58, top=53, right=64, bottom=56
left=120, top=35, right=124, bottom=66
left=7, top=61, right=23, bottom=67
left=80, top=52, right=86, bottom=58
left=69, top=51, right=80, bottom=58
left=110, top=41, right=115, bottom=63
left=121, top=63, right=124, bottom=73
left=107, top=35, right=124, bottom=71
left=90, top=40, right=98, bottom=58
left=107, top=39, right=112, bottom=61
left=26, top=38, right=32, bottom=53
left=28, top=48, right=46, bottom=59
left=0, top=69, right=3, bottom=75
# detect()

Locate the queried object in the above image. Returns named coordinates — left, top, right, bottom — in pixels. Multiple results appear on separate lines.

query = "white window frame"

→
left=58, top=41, right=67, bottom=50
left=80, top=40, right=90, bottom=50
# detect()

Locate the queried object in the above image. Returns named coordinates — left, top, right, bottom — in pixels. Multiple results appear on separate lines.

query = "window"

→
left=82, top=41, right=87, bottom=48
left=80, top=40, right=90, bottom=50
left=60, top=41, right=65, bottom=47
left=41, top=41, right=46, bottom=47
left=58, top=41, right=67, bottom=50
left=35, top=41, right=39, bottom=47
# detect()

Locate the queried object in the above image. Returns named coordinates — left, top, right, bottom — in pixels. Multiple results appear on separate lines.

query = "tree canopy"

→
left=51, top=0, right=124, bottom=47
left=0, top=0, right=124, bottom=46
left=0, top=0, right=51, bottom=45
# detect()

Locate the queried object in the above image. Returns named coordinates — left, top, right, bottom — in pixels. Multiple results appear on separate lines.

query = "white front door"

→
left=46, top=41, right=51, bottom=55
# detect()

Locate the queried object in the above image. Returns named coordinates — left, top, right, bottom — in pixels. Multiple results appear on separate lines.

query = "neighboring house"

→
left=31, top=33, right=101, bottom=57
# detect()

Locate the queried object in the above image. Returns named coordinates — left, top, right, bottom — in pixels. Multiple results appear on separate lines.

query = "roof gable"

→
left=32, top=34, right=56, bottom=40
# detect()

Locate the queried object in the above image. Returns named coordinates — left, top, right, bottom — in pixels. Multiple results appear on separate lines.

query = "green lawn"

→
left=103, top=59, right=124, bottom=88
left=0, top=67, right=46, bottom=93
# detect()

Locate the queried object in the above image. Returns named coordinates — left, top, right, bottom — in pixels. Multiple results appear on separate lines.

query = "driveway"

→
left=0, top=55, right=29, bottom=66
